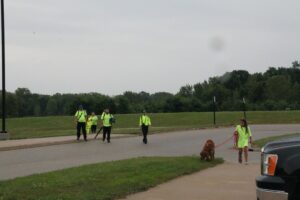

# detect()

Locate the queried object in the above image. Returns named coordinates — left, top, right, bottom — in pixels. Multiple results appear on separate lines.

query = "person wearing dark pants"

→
left=139, top=110, right=151, bottom=144
left=91, top=124, right=97, bottom=134
left=103, top=126, right=112, bottom=142
left=141, top=125, right=149, bottom=144
left=74, top=105, right=87, bottom=141
left=101, top=109, right=114, bottom=143
left=77, top=122, right=86, bottom=140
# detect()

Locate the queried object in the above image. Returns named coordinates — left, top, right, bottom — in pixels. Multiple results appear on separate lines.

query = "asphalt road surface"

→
left=0, top=124, right=299, bottom=180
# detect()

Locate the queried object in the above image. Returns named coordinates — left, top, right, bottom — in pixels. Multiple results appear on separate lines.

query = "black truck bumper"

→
left=256, top=175, right=288, bottom=200
left=257, top=188, right=288, bottom=200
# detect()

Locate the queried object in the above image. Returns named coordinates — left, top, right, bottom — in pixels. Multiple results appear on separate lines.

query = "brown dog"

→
left=200, top=139, right=215, bottom=161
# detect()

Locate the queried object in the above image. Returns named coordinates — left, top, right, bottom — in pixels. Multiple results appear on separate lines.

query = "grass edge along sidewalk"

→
left=254, top=133, right=300, bottom=148
left=5, top=111, right=300, bottom=139
left=0, top=157, right=223, bottom=200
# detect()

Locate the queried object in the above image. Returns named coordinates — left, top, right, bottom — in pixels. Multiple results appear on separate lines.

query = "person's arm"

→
left=234, top=131, right=238, bottom=148
left=233, top=125, right=239, bottom=148
left=74, top=111, right=78, bottom=124
left=249, top=127, right=253, bottom=146
left=110, top=114, right=114, bottom=126
left=139, top=116, right=142, bottom=126
left=84, top=110, right=88, bottom=122
left=96, top=116, right=102, bottom=127
left=148, top=117, right=151, bottom=126
left=100, top=113, right=105, bottom=126
left=95, top=116, right=99, bottom=126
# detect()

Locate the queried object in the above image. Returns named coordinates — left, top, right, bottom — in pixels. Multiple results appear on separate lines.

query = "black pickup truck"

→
left=256, top=137, right=300, bottom=200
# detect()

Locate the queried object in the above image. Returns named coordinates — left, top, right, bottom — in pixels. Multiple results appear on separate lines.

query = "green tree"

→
left=46, top=99, right=58, bottom=116
left=178, top=85, right=193, bottom=98
left=265, top=75, right=292, bottom=101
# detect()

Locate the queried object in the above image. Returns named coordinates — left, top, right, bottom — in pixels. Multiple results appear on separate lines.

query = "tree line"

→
left=1, top=61, right=300, bottom=117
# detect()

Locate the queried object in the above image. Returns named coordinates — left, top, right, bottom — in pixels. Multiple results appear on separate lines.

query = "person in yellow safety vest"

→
left=74, top=105, right=88, bottom=141
left=234, top=119, right=253, bottom=165
left=139, top=110, right=151, bottom=144
left=90, top=112, right=98, bottom=134
left=101, top=109, right=113, bottom=143
left=86, top=115, right=93, bottom=135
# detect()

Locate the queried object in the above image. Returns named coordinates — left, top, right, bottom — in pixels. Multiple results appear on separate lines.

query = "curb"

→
left=0, top=135, right=135, bottom=152
left=0, top=140, right=75, bottom=152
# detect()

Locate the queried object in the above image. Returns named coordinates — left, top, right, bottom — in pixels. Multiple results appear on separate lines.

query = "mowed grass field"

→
left=3, top=111, right=300, bottom=139
left=254, top=133, right=300, bottom=148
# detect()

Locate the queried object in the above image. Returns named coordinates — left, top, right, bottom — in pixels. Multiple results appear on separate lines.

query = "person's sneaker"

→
left=107, top=141, right=111, bottom=143
left=245, top=162, right=248, bottom=165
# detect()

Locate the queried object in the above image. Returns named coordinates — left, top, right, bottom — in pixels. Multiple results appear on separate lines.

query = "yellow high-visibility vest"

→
left=139, top=115, right=151, bottom=126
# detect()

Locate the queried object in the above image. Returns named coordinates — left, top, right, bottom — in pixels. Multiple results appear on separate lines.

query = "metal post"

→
left=1, top=0, right=6, bottom=133
left=213, top=96, right=216, bottom=126
left=243, top=97, right=247, bottom=120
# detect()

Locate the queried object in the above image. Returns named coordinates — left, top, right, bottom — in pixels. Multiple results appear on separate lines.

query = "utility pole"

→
left=243, top=97, right=247, bottom=120
left=1, top=0, right=8, bottom=139
left=213, top=96, right=216, bottom=126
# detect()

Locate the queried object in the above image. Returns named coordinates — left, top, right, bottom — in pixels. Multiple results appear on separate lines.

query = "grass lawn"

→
left=3, top=110, right=300, bottom=139
left=254, top=133, right=300, bottom=148
left=0, top=157, right=223, bottom=200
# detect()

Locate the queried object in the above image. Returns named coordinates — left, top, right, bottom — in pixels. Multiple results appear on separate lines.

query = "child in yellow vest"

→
left=234, top=119, right=253, bottom=164
left=86, top=115, right=93, bottom=135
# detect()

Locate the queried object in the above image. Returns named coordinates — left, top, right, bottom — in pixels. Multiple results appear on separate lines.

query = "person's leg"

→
left=142, top=125, right=146, bottom=143
left=82, top=123, right=87, bottom=141
left=144, top=126, right=149, bottom=144
left=238, top=148, right=243, bottom=163
left=76, top=122, right=81, bottom=140
left=244, top=146, right=249, bottom=163
left=91, top=125, right=94, bottom=133
left=107, top=127, right=111, bottom=143
left=92, top=125, right=97, bottom=134
left=103, top=127, right=107, bottom=142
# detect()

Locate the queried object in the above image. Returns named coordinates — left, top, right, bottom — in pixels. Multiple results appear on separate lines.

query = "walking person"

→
left=234, top=119, right=253, bottom=164
left=139, top=110, right=151, bottom=144
left=101, top=109, right=114, bottom=143
left=74, top=105, right=88, bottom=141
left=90, top=112, right=98, bottom=134
left=86, top=115, right=93, bottom=135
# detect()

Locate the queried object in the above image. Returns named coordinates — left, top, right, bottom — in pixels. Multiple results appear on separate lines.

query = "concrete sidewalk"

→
left=121, top=163, right=259, bottom=200
left=0, top=134, right=133, bottom=151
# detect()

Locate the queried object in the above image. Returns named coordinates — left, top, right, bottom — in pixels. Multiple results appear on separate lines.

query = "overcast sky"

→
left=2, top=0, right=300, bottom=95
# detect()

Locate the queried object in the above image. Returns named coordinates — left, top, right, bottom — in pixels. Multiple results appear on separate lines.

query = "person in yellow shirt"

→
left=234, top=119, right=253, bottom=164
left=101, top=109, right=114, bottom=143
left=74, top=105, right=87, bottom=141
left=139, top=110, right=151, bottom=144
left=90, top=112, right=98, bottom=134
left=86, top=115, right=93, bottom=135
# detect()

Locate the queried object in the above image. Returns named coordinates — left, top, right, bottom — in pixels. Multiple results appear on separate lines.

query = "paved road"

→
left=0, top=124, right=299, bottom=180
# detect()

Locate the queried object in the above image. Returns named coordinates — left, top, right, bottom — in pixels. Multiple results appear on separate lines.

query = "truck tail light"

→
left=262, top=154, right=278, bottom=176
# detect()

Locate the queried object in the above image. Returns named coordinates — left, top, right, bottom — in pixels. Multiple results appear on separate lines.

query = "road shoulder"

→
left=0, top=134, right=134, bottom=151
